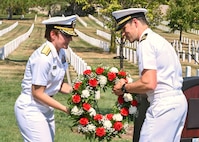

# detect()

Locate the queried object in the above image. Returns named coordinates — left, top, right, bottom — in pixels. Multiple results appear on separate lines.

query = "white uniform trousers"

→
left=14, top=94, right=55, bottom=142
left=139, top=90, right=187, bottom=142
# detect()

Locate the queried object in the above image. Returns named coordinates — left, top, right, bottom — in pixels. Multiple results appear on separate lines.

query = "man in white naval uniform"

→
left=112, top=8, right=188, bottom=142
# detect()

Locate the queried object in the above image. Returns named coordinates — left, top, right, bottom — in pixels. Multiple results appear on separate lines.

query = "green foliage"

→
left=166, top=0, right=199, bottom=40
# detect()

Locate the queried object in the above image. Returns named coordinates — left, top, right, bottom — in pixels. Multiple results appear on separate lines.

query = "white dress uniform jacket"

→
left=14, top=40, right=68, bottom=142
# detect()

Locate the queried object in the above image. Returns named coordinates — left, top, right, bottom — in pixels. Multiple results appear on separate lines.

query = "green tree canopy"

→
left=167, top=0, right=199, bottom=41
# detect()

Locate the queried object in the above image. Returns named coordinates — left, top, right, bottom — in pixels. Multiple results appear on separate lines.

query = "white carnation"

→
left=126, top=77, right=133, bottom=83
left=95, top=90, right=100, bottom=100
left=113, top=113, right=123, bottom=121
left=98, top=75, right=107, bottom=87
left=71, top=106, right=83, bottom=116
left=78, top=125, right=88, bottom=133
left=88, top=107, right=96, bottom=116
left=123, top=93, right=133, bottom=102
left=129, top=105, right=137, bottom=114
left=109, top=67, right=119, bottom=73
left=123, top=122, right=129, bottom=130
left=103, top=120, right=112, bottom=129
left=87, top=123, right=96, bottom=132
left=81, top=89, right=90, bottom=98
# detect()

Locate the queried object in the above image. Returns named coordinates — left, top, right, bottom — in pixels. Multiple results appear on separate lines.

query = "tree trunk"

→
left=7, top=7, right=13, bottom=20
left=179, top=26, right=182, bottom=42
left=110, top=29, right=116, bottom=53
left=119, top=32, right=124, bottom=70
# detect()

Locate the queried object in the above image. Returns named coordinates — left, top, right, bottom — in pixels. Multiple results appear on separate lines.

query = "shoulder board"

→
left=41, top=45, right=51, bottom=56
left=140, top=33, right=148, bottom=43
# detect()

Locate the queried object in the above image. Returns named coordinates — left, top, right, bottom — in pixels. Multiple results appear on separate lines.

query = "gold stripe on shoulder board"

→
left=41, top=45, right=51, bottom=56
left=140, top=33, right=148, bottom=43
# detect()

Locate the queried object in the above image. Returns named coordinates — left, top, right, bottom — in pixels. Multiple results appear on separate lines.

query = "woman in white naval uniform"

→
left=112, top=8, right=188, bottom=142
left=14, top=15, right=77, bottom=142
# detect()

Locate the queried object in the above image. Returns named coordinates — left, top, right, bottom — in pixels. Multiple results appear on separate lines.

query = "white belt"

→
left=147, top=90, right=183, bottom=103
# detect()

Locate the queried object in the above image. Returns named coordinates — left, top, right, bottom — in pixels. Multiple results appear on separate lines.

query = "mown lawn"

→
left=0, top=16, right=132, bottom=142
left=0, top=14, right=198, bottom=142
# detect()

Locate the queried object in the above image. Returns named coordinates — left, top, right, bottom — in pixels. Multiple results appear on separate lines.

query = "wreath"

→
left=67, top=66, right=138, bottom=142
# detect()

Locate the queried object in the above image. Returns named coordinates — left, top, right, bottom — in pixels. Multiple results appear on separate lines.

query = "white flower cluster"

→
left=123, top=93, right=133, bottom=102
left=123, top=93, right=137, bottom=114
left=81, top=89, right=90, bottom=98
left=88, top=107, right=96, bottom=116
left=98, top=75, right=107, bottom=88
left=112, top=113, right=123, bottom=121
left=126, top=76, right=133, bottom=83
left=109, top=67, right=119, bottom=73
left=95, top=90, right=100, bottom=100
left=71, top=105, right=98, bottom=117
left=129, top=105, right=137, bottom=114
left=78, top=123, right=96, bottom=133
left=71, top=106, right=83, bottom=116
left=103, top=120, right=112, bottom=130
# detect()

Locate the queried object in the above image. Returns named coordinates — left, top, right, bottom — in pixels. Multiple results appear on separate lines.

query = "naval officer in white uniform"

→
left=14, top=15, right=77, bottom=142
left=112, top=8, right=188, bottom=142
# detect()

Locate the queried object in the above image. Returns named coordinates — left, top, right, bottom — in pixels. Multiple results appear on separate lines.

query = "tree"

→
left=0, top=0, right=67, bottom=19
left=166, top=0, right=198, bottom=41
left=73, top=0, right=167, bottom=69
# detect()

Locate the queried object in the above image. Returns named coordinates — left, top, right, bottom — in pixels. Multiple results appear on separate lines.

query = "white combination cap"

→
left=42, top=15, right=77, bottom=36
left=112, top=8, right=147, bottom=31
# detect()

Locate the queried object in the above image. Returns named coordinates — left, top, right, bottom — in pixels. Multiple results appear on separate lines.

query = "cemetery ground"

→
left=0, top=16, right=199, bottom=142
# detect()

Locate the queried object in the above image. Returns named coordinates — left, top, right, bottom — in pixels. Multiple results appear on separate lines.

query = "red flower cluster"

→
left=96, top=127, right=106, bottom=137
left=89, top=78, right=98, bottom=87
left=72, top=94, right=81, bottom=103
left=94, top=114, right=103, bottom=121
left=79, top=117, right=89, bottom=126
left=73, top=82, right=82, bottom=90
left=107, top=72, right=116, bottom=81
left=95, top=67, right=104, bottom=75
left=113, top=122, right=123, bottom=131
left=120, top=107, right=129, bottom=116
left=83, top=103, right=91, bottom=111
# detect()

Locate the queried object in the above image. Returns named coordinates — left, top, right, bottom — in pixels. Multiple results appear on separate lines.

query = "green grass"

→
left=0, top=22, right=30, bottom=47
left=0, top=16, right=132, bottom=142
left=0, top=14, right=198, bottom=142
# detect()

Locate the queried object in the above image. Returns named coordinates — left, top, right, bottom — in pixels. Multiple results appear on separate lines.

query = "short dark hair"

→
left=44, top=28, right=59, bottom=41
left=136, top=16, right=149, bottom=25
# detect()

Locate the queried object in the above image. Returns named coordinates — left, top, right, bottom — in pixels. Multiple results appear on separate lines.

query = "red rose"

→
left=83, top=69, right=91, bottom=75
left=73, top=82, right=82, bottom=90
left=113, top=121, right=123, bottom=131
left=120, top=107, right=129, bottom=116
left=131, top=100, right=138, bottom=106
left=72, top=94, right=81, bottom=104
left=95, top=67, right=104, bottom=75
left=89, top=78, right=98, bottom=87
left=94, top=114, right=103, bottom=121
left=96, top=127, right=106, bottom=137
left=118, top=95, right=124, bottom=104
left=79, top=117, right=89, bottom=126
left=82, top=103, right=91, bottom=111
left=106, top=114, right=113, bottom=120
left=118, top=71, right=126, bottom=77
left=107, top=72, right=116, bottom=81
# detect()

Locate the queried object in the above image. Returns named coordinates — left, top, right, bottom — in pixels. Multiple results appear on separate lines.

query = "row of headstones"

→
left=173, top=39, right=199, bottom=51
left=0, top=22, right=18, bottom=37
left=185, top=66, right=199, bottom=77
left=158, top=21, right=199, bottom=35
left=0, top=24, right=34, bottom=60
left=116, top=46, right=199, bottom=77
